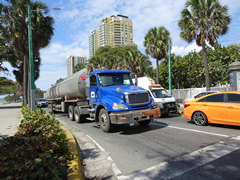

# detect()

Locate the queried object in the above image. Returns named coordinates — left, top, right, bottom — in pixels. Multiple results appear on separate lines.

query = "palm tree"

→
left=0, top=0, right=54, bottom=106
left=73, top=63, right=86, bottom=73
left=178, top=0, right=231, bottom=91
left=144, top=26, right=171, bottom=84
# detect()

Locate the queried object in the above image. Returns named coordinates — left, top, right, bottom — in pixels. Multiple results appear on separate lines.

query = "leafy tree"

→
left=0, top=0, right=54, bottom=106
left=144, top=66, right=156, bottom=82
left=4, top=94, right=20, bottom=102
left=143, top=26, right=171, bottom=84
left=56, top=78, right=64, bottom=83
left=178, top=0, right=231, bottom=91
left=88, top=46, right=151, bottom=77
left=73, top=63, right=86, bottom=73
left=35, top=87, right=45, bottom=99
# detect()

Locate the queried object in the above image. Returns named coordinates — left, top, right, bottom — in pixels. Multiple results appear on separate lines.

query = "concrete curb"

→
left=60, top=125, right=85, bottom=180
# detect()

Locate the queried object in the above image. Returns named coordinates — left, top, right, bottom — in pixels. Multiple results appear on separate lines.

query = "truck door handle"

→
left=203, top=104, right=207, bottom=106
left=227, top=106, right=233, bottom=109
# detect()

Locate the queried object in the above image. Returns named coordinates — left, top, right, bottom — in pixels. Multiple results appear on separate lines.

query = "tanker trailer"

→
left=46, top=66, right=160, bottom=132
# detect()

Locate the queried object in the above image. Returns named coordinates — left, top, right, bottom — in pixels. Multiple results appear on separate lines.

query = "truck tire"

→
left=99, top=109, right=112, bottom=132
left=138, top=120, right=151, bottom=126
left=74, top=106, right=86, bottom=123
left=68, top=105, right=75, bottom=121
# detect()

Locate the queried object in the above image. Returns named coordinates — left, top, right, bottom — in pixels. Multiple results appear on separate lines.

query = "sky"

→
left=2, top=0, right=240, bottom=91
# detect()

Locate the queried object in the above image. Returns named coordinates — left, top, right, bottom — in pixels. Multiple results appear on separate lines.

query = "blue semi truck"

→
left=46, top=66, right=160, bottom=132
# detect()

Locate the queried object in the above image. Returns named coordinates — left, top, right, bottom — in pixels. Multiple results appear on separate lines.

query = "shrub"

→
left=0, top=107, right=74, bottom=180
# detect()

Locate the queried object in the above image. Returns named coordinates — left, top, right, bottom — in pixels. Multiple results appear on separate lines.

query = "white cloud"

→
left=2, top=0, right=240, bottom=91
left=172, top=43, right=202, bottom=57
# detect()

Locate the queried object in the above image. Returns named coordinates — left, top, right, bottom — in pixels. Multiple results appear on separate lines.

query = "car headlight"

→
left=112, top=103, right=128, bottom=110
left=157, top=103, right=163, bottom=108
left=151, top=100, right=159, bottom=108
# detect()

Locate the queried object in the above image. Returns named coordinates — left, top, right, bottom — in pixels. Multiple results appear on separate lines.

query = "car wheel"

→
left=192, top=111, right=207, bottom=126
left=68, top=105, right=75, bottom=121
left=138, top=120, right=151, bottom=126
left=99, top=109, right=112, bottom=132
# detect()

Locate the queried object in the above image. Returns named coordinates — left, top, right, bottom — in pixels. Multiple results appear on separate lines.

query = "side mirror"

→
left=86, top=75, right=90, bottom=88
left=135, top=75, right=138, bottom=86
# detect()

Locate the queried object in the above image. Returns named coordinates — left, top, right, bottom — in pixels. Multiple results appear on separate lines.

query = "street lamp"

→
left=28, top=5, right=60, bottom=111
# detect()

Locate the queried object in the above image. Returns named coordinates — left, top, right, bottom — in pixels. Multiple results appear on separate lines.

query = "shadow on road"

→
left=0, top=105, right=22, bottom=109
left=107, top=121, right=169, bottom=135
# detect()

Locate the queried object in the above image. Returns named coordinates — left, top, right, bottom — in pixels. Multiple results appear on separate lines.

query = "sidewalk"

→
left=0, top=103, right=85, bottom=180
left=0, top=102, right=22, bottom=140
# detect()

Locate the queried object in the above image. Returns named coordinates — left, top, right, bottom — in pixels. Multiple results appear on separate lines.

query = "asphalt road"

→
left=54, top=111, right=240, bottom=180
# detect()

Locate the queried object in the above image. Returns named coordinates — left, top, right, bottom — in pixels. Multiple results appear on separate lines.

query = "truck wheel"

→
left=68, top=105, right=75, bottom=121
left=74, top=106, right=86, bottom=123
left=138, top=120, right=151, bottom=126
left=99, top=109, right=112, bottom=132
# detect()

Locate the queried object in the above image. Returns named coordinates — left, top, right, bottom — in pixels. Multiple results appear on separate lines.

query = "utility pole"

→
left=168, top=39, right=172, bottom=95
left=28, top=5, right=35, bottom=111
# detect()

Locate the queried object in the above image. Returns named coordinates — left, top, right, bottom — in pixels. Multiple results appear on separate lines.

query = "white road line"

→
left=151, top=122, right=229, bottom=137
left=86, top=135, right=123, bottom=177
left=86, top=126, right=238, bottom=180
left=122, top=143, right=239, bottom=180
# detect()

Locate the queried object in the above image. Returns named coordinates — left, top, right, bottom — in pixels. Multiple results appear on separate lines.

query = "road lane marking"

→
left=85, top=123, right=239, bottom=180
left=0, top=109, right=13, bottom=124
left=86, top=135, right=123, bottom=177
left=151, top=122, right=229, bottom=137
left=121, top=143, right=239, bottom=180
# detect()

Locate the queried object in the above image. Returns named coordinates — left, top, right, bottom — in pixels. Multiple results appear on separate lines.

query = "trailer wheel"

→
left=138, top=120, right=151, bottom=126
left=74, top=106, right=86, bottom=123
left=99, top=109, right=112, bottom=132
left=68, top=105, right=75, bottom=121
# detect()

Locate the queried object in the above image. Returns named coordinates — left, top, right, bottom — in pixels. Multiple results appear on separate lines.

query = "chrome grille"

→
left=125, top=91, right=149, bottom=105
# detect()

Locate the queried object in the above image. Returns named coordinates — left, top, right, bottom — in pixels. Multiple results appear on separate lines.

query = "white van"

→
left=134, top=77, right=178, bottom=117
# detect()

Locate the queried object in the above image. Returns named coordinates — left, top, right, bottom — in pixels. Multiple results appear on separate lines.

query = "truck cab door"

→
left=89, top=75, right=98, bottom=104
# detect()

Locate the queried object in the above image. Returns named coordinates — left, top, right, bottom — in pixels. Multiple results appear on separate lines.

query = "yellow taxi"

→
left=183, top=91, right=240, bottom=126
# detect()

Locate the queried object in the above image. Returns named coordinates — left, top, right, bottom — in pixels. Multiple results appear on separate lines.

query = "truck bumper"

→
left=109, top=108, right=160, bottom=124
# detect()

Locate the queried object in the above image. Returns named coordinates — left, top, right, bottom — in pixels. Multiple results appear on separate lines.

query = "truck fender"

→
left=98, top=95, right=125, bottom=112
left=95, top=104, right=108, bottom=122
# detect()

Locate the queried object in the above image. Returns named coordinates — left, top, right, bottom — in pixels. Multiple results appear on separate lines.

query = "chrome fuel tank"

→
left=46, top=68, right=87, bottom=100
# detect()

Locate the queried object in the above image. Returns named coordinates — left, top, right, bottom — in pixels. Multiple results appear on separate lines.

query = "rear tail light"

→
left=184, top=104, right=191, bottom=108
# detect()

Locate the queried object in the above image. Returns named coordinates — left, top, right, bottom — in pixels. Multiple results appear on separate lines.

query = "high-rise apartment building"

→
left=89, top=14, right=133, bottom=58
left=89, top=29, right=99, bottom=58
left=67, top=55, right=87, bottom=77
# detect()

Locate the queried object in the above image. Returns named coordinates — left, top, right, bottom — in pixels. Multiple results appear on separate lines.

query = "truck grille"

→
left=126, top=92, right=149, bottom=105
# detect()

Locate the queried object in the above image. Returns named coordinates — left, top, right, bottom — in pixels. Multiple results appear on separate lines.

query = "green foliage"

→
left=0, top=107, right=75, bottom=179
left=88, top=45, right=152, bottom=77
left=178, top=0, right=231, bottom=90
left=143, top=26, right=171, bottom=84
left=4, top=94, right=20, bottom=102
left=158, top=43, right=240, bottom=89
left=73, top=63, right=86, bottom=73
left=56, top=78, right=64, bottom=83
left=0, top=77, right=17, bottom=95
left=35, top=88, right=45, bottom=99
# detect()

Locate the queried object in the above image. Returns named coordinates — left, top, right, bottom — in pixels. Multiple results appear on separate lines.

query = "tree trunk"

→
left=156, top=59, right=159, bottom=84
left=23, top=55, right=28, bottom=106
left=202, top=45, right=210, bottom=91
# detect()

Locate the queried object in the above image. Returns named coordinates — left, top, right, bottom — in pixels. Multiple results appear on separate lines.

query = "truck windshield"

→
left=98, top=73, right=133, bottom=87
left=151, top=89, right=172, bottom=98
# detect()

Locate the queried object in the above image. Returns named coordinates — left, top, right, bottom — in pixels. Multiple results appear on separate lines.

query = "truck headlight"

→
left=112, top=103, right=128, bottom=110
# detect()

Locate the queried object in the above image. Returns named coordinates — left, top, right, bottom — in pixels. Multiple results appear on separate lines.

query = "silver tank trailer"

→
left=46, top=68, right=87, bottom=100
